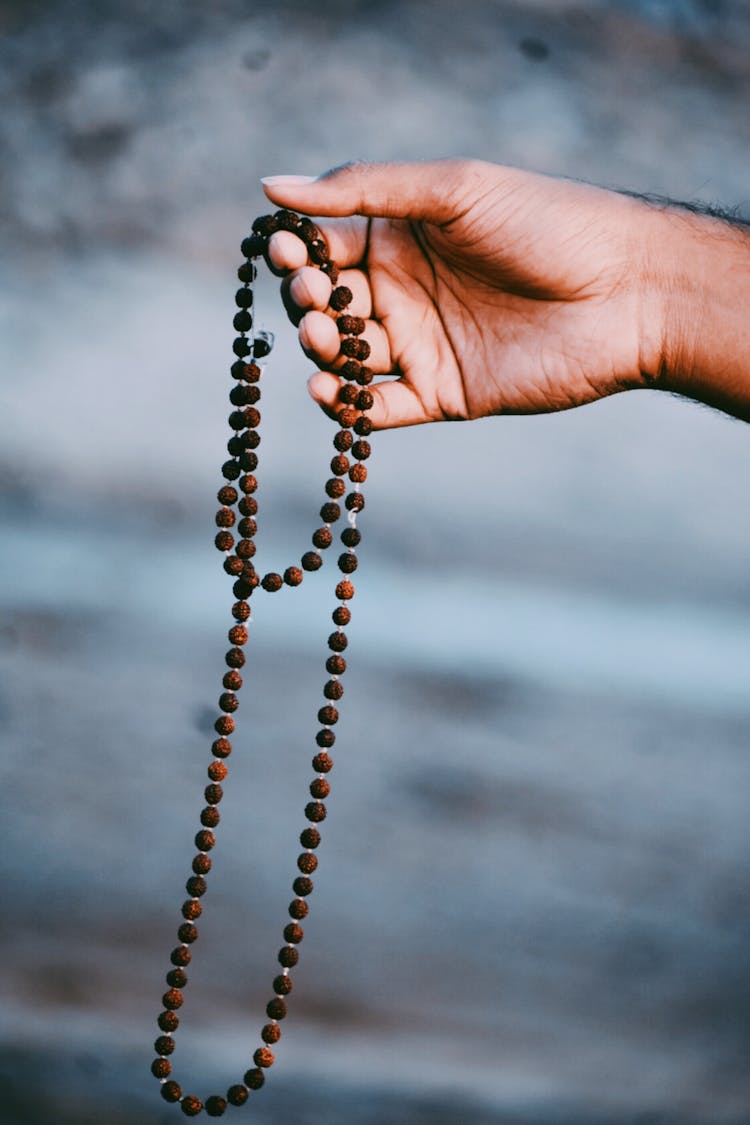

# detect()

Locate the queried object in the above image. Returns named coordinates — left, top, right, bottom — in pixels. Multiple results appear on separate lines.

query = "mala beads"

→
left=152, top=210, right=373, bottom=1116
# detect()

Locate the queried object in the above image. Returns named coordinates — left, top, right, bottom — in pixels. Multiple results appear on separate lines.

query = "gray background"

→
left=1, top=1, right=749, bottom=1122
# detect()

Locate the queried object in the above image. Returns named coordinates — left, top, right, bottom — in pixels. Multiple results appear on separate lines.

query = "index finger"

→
left=265, top=213, right=370, bottom=272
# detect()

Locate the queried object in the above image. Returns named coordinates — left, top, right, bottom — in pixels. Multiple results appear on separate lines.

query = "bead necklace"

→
left=151, top=210, right=373, bottom=1117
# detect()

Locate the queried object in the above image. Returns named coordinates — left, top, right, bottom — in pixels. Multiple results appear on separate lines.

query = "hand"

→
left=261, top=159, right=750, bottom=428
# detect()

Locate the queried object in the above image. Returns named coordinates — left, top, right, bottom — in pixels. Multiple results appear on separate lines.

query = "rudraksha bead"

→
left=312, top=527, right=333, bottom=549
left=158, top=1010, right=180, bottom=1032
left=237, top=261, right=256, bottom=284
left=205, top=782, right=223, bottom=804
left=217, top=485, right=238, bottom=505
left=284, top=922, right=304, bottom=943
left=227, top=434, right=244, bottom=456
left=192, top=853, right=211, bottom=875
left=349, top=463, right=367, bottom=483
left=328, top=631, right=348, bottom=652
left=155, top=1034, right=175, bottom=1056
left=284, top=566, right=303, bottom=586
left=228, top=624, right=249, bottom=645
left=354, top=415, right=373, bottom=436
left=320, top=501, right=340, bottom=523
left=301, top=551, right=322, bottom=571
left=225, top=647, right=245, bottom=669
left=308, top=239, right=328, bottom=264
left=182, top=899, right=203, bottom=920
left=178, top=922, right=199, bottom=944
left=232, top=576, right=255, bottom=599
left=337, top=315, right=366, bottom=335
left=215, top=531, right=234, bottom=552
left=233, top=310, right=253, bottom=332
left=341, top=527, right=361, bottom=547
left=254, top=1047, right=275, bottom=1068
left=325, top=477, right=346, bottom=499
left=245, top=1067, right=266, bottom=1089
left=261, top=1022, right=282, bottom=1044
left=207, top=760, right=228, bottom=782
left=241, top=430, right=260, bottom=451
left=212, top=736, right=232, bottom=757
left=339, top=383, right=359, bottom=403
left=275, top=208, right=300, bottom=231
left=239, top=472, right=258, bottom=493
left=297, top=216, right=320, bottom=242
left=288, top=898, right=309, bottom=920
left=311, top=753, right=332, bottom=775
left=330, top=455, right=349, bottom=476
left=170, top=945, right=191, bottom=966
left=181, top=1095, right=203, bottom=1116
left=235, top=287, right=254, bottom=309
left=205, top=1094, right=228, bottom=1116
left=278, top=945, right=299, bottom=968
left=321, top=261, right=339, bottom=283
left=329, top=286, right=352, bottom=311
left=298, top=851, right=319, bottom=874
left=261, top=572, right=283, bottom=592
left=222, top=459, right=240, bottom=480
left=238, top=496, right=258, bottom=516
left=335, top=580, right=355, bottom=600
left=151, top=1057, right=171, bottom=1078
left=305, top=800, right=327, bottom=822
left=222, top=669, right=242, bottom=691
left=310, top=778, right=330, bottom=799
left=252, top=214, right=278, bottom=236
left=167, top=967, right=187, bottom=988
left=266, top=996, right=287, bottom=1020
left=346, top=492, right=366, bottom=512
left=273, top=974, right=293, bottom=995
left=323, top=679, right=343, bottom=700
left=214, top=715, right=234, bottom=736
left=317, top=704, right=338, bottom=724
left=338, top=406, right=357, bottom=428
left=223, top=555, right=244, bottom=576
left=333, top=430, right=353, bottom=452
left=293, top=875, right=314, bottom=896
left=161, top=1080, right=182, bottom=1103
left=236, top=537, right=255, bottom=560
left=352, top=439, right=371, bottom=460
left=186, top=875, right=207, bottom=896
left=200, top=806, right=221, bottom=828
left=241, top=233, right=265, bottom=258
left=226, top=1084, right=249, bottom=1106
left=229, top=382, right=254, bottom=405
left=340, top=337, right=363, bottom=359
left=163, top=988, right=184, bottom=1010
left=219, top=691, right=238, bottom=713
left=316, top=728, right=335, bottom=747
left=338, top=552, right=358, bottom=573
left=238, top=517, right=257, bottom=538
left=232, top=337, right=251, bottom=357
left=326, top=648, right=347, bottom=668
left=195, top=829, right=216, bottom=851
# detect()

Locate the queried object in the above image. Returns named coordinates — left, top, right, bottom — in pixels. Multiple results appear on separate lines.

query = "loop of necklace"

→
left=152, top=210, right=374, bottom=1117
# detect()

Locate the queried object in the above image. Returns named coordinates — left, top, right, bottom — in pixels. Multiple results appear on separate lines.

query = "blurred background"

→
left=1, top=1, right=749, bottom=1122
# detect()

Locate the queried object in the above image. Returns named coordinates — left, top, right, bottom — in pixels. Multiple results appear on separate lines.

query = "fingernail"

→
left=260, top=174, right=317, bottom=187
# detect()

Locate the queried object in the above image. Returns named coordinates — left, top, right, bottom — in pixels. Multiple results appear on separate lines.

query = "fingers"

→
left=268, top=217, right=369, bottom=272
left=261, top=159, right=486, bottom=223
left=299, top=312, right=392, bottom=374
left=307, top=371, right=429, bottom=430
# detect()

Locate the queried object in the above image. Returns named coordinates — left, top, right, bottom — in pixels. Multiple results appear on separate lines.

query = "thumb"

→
left=260, top=159, right=483, bottom=223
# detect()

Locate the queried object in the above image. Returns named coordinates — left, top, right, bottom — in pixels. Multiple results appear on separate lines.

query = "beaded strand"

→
left=151, top=211, right=372, bottom=1116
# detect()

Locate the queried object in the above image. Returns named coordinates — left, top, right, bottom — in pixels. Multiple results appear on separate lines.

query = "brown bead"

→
left=305, top=800, right=327, bottom=822
left=238, top=496, right=258, bottom=517
left=163, top=988, right=184, bottom=1010
left=329, top=285, right=353, bottom=311
left=222, top=459, right=240, bottom=480
left=151, top=1057, right=171, bottom=1078
left=352, top=440, right=371, bottom=460
left=226, top=1084, right=249, bottom=1106
left=167, top=967, right=187, bottom=988
left=301, top=551, right=322, bottom=571
left=326, top=649, right=347, bottom=669
left=297, top=216, right=321, bottom=243
left=261, top=572, right=283, bottom=592
left=349, top=463, right=367, bottom=483
left=192, top=853, right=211, bottom=875
left=215, top=531, right=234, bottom=552
left=356, top=389, right=374, bottom=411
left=229, top=382, right=254, bottom=405
left=232, top=575, right=256, bottom=599
left=161, top=1080, right=182, bottom=1103
left=274, top=208, right=300, bottom=231
left=215, top=508, right=236, bottom=530
left=228, top=624, right=249, bottom=645
left=273, top=973, right=293, bottom=995
left=278, top=945, right=299, bottom=968
left=316, top=728, right=335, bottom=747
left=354, top=415, right=373, bottom=436
left=338, top=406, right=357, bottom=428
left=182, top=899, right=203, bottom=920
left=320, top=501, right=341, bottom=523
left=261, top=1022, right=282, bottom=1044
left=337, top=314, right=366, bottom=335
left=207, top=760, right=228, bottom=782
left=252, top=213, right=279, bottom=236
left=205, top=783, right=223, bottom=804
left=238, top=517, right=257, bottom=538
left=284, top=566, right=303, bottom=587
left=340, top=359, right=362, bottom=381
left=266, top=996, right=287, bottom=1020
left=212, top=736, right=232, bottom=758
left=158, top=1010, right=180, bottom=1032
left=312, top=527, right=333, bottom=549
left=179, top=921, right=199, bottom=944
left=195, top=828, right=216, bottom=851
left=310, top=778, right=330, bottom=799
left=323, top=679, right=343, bottom=700
left=297, top=852, right=319, bottom=876
left=308, top=239, right=328, bottom=264
left=170, top=945, right=191, bottom=966
left=254, top=1047, right=275, bottom=1068
left=339, top=383, right=359, bottom=403
left=325, top=477, right=346, bottom=499
left=284, top=921, right=304, bottom=943
left=186, top=875, right=207, bottom=896
left=228, top=409, right=248, bottom=431
left=205, top=1095, right=228, bottom=1116
left=330, top=455, right=349, bottom=476
left=333, top=430, right=353, bottom=453
left=317, top=704, right=338, bottom=725
left=230, top=359, right=258, bottom=380
left=222, top=669, right=242, bottom=691
left=338, top=552, right=358, bottom=573
left=243, top=406, right=261, bottom=428
left=225, top=647, right=245, bottom=669
left=218, top=483, right=238, bottom=503
left=155, top=1034, right=175, bottom=1056
left=293, top=875, right=314, bottom=896
left=335, top=580, right=355, bottom=601
left=328, top=631, right=348, bottom=652
left=300, top=826, right=320, bottom=848
left=214, top=715, right=234, bottom=736
left=289, top=897, right=309, bottom=920
left=227, top=434, right=244, bottom=457
left=311, top=753, right=332, bottom=775
left=237, top=259, right=257, bottom=282
left=341, top=527, right=361, bottom=547
left=245, top=1067, right=266, bottom=1090
left=346, top=492, right=366, bottom=512
left=219, top=692, right=238, bottom=714
left=181, top=1095, right=204, bottom=1116
left=201, top=806, right=221, bottom=828
left=236, top=538, right=256, bottom=559
left=239, top=472, right=258, bottom=493
left=223, top=554, right=244, bottom=576
left=341, top=337, right=370, bottom=360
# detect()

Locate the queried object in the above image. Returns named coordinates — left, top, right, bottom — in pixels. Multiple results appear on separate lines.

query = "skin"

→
left=260, top=159, right=750, bottom=428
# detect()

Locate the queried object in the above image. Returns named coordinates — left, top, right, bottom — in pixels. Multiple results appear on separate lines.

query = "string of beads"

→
left=151, top=210, right=373, bottom=1116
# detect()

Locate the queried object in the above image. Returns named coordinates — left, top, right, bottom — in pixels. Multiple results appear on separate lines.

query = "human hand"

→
left=261, top=159, right=750, bottom=428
